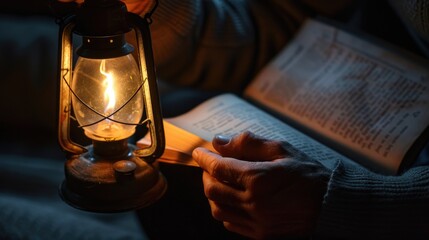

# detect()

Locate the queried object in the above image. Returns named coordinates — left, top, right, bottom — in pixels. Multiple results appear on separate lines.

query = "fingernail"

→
left=214, top=135, right=230, bottom=145
left=192, top=148, right=200, bottom=158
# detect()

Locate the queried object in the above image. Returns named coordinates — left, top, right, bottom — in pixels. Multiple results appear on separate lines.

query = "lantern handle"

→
left=57, top=15, right=87, bottom=155
left=143, top=0, right=159, bottom=23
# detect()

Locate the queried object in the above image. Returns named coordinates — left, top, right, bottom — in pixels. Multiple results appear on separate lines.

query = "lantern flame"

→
left=100, top=60, right=116, bottom=116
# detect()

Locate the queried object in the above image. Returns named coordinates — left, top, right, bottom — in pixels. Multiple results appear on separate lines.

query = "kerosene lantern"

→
left=57, top=0, right=166, bottom=212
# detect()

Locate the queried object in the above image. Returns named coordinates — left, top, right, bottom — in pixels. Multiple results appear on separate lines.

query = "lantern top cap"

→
left=74, top=0, right=130, bottom=37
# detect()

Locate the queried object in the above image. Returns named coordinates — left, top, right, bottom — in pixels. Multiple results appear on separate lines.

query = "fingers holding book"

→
left=211, top=131, right=289, bottom=161
left=192, top=131, right=331, bottom=238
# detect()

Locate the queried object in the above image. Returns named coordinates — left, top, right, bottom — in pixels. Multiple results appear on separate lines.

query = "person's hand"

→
left=57, top=0, right=155, bottom=16
left=192, top=132, right=331, bottom=239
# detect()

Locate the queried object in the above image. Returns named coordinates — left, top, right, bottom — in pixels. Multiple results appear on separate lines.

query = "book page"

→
left=138, top=121, right=214, bottom=167
left=165, top=94, right=358, bottom=171
left=244, top=19, right=429, bottom=172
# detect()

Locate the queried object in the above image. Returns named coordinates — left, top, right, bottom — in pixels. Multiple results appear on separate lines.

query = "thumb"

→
left=212, top=131, right=287, bottom=161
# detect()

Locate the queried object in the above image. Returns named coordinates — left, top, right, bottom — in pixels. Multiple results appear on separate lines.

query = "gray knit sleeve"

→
left=315, top=161, right=429, bottom=239
left=388, top=0, right=429, bottom=57
left=388, top=0, right=429, bottom=43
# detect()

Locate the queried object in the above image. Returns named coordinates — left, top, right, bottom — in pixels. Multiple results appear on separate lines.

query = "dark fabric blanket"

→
left=0, top=154, right=147, bottom=240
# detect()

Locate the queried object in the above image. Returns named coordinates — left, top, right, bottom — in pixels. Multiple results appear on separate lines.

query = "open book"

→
left=139, top=19, right=429, bottom=174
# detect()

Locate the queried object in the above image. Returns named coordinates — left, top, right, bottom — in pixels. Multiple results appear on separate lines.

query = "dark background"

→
left=0, top=0, right=426, bottom=239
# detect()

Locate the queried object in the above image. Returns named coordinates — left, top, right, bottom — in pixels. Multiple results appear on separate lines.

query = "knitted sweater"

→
left=149, top=0, right=354, bottom=92
left=149, top=0, right=429, bottom=239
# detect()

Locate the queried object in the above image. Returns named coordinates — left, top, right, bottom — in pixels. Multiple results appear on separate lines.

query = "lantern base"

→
left=59, top=141, right=167, bottom=213
left=60, top=173, right=166, bottom=213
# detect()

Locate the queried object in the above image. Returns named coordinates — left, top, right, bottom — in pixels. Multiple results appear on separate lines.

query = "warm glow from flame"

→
left=71, top=54, right=142, bottom=141
left=100, top=60, right=116, bottom=115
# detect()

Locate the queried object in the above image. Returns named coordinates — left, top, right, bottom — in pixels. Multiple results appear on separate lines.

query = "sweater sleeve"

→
left=148, top=0, right=354, bottom=92
left=388, top=0, right=429, bottom=57
left=315, top=160, right=429, bottom=239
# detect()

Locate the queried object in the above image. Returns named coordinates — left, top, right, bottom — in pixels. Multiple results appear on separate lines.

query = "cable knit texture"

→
left=389, top=0, right=429, bottom=56
left=316, top=160, right=429, bottom=239
left=389, top=0, right=429, bottom=42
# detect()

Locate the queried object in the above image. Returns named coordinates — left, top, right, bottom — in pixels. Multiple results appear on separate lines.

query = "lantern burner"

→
left=60, top=139, right=167, bottom=213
